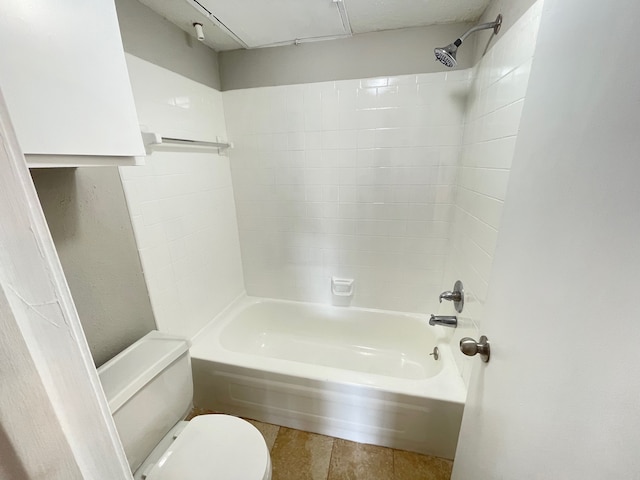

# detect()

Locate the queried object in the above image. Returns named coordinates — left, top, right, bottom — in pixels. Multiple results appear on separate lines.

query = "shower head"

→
left=434, top=41, right=460, bottom=68
left=434, top=14, right=503, bottom=68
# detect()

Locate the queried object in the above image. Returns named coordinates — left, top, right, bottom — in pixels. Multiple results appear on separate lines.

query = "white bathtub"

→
left=190, top=296, right=466, bottom=459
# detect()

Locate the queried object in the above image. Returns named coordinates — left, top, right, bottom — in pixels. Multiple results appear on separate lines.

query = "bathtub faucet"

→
left=429, top=315, right=457, bottom=328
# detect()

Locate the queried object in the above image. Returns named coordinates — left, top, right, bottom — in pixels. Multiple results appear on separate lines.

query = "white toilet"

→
left=97, top=330, right=272, bottom=480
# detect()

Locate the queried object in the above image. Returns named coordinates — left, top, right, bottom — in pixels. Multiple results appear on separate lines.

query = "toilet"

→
left=97, top=330, right=271, bottom=480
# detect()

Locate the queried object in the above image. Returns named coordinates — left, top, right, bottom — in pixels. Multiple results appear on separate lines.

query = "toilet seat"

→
left=143, top=415, right=271, bottom=480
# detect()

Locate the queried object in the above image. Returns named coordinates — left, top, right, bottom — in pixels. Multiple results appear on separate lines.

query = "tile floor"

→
left=189, top=408, right=453, bottom=480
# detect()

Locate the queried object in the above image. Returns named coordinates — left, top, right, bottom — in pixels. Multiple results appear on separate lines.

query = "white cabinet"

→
left=0, top=0, right=145, bottom=167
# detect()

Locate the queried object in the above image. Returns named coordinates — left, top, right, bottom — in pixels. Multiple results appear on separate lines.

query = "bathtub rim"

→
left=190, top=294, right=467, bottom=405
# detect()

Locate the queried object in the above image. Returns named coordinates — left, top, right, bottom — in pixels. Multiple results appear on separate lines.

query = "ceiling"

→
left=138, top=0, right=492, bottom=52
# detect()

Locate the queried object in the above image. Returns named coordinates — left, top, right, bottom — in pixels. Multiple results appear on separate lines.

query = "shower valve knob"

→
left=439, top=291, right=461, bottom=302
left=438, top=280, right=464, bottom=313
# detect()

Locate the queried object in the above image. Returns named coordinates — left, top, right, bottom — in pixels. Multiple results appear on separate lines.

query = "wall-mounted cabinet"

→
left=0, top=0, right=145, bottom=167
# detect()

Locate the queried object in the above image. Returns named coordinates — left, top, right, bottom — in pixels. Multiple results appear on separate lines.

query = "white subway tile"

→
left=305, top=131, right=322, bottom=149
left=356, top=129, right=376, bottom=149
left=275, top=168, right=305, bottom=185
left=305, top=186, right=323, bottom=202
left=356, top=87, right=378, bottom=109
left=416, top=72, right=447, bottom=84
left=338, top=168, right=357, bottom=185
left=337, top=87, right=358, bottom=111
left=360, top=77, right=388, bottom=88
left=304, top=110, right=322, bottom=131
left=336, top=149, right=357, bottom=167
left=338, top=109, right=359, bottom=130
left=376, top=86, right=399, bottom=108
left=218, top=1, right=542, bottom=316
left=322, top=185, right=340, bottom=202
left=305, top=168, right=338, bottom=185
left=338, top=186, right=357, bottom=202
left=287, top=131, right=305, bottom=150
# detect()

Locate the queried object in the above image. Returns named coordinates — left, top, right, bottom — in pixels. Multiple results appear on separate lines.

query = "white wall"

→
left=439, top=0, right=544, bottom=385
left=223, top=72, right=470, bottom=312
left=119, top=54, right=244, bottom=339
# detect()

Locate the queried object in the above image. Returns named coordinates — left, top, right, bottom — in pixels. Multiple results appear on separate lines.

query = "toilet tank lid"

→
left=97, top=330, right=191, bottom=414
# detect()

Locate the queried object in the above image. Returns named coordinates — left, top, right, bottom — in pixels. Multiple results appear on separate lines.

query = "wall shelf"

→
left=141, top=132, right=233, bottom=155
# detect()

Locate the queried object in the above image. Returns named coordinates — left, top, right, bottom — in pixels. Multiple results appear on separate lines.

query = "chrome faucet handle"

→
left=438, top=291, right=460, bottom=303
left=438, top=280, right=464, bottom=313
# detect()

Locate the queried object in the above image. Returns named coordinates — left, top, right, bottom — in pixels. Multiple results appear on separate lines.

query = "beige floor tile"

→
left=328, top=439, right=394, bottom=480
left=393, top=450, right=453, bottom=480
left=245, top=418, right=280, bottom=451
left=186, top=411, right=452, bottom=480
left=271, top=427, right=334, bottom=480
left=189, top=410, right=280, bottom=452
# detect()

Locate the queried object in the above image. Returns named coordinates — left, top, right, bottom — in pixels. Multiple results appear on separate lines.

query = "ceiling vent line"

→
left=257, top=33, right=353, bottom=49
left=333, top=0, right=353, bottom=35
left=184, top=0, right=249, bottom=49
left=185, top=0, right=352, bottom=50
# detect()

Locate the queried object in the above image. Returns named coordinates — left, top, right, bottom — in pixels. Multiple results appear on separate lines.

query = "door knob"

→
left=459, top=335, right=490, bottom=363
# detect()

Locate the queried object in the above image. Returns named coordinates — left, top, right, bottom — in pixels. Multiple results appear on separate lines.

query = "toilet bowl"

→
left=136, top=415, right=271, bottom=480
left=97, top=330, right=271, bottom=480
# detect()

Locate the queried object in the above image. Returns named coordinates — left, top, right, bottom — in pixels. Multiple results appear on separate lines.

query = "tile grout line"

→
left=392, top=448, right=395, bottom=480
left=271, top=425, right=280, bottom=453
left=326, top=437, right=337, bottom=480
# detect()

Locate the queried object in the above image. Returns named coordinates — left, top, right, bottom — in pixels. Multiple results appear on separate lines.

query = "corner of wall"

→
left=120, top=56, right=244, bottom=340
left=115, top=0, right=221, bottom=90
left=439, top=0, right=544, bottom=387
left=471, top=0, right=540, bottom=65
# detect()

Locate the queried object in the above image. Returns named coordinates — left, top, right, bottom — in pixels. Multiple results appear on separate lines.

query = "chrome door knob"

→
left=459, top=335, right=490, bottom=363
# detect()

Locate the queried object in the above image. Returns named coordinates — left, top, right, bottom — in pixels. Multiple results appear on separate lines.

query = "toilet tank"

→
left=97, top=331, right=193, bottom=473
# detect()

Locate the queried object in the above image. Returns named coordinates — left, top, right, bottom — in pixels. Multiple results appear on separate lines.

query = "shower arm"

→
left=457, top=14, right=503, bottom=45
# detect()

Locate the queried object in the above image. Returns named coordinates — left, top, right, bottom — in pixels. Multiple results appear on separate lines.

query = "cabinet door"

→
left=0, top=0, right=145, bottom=165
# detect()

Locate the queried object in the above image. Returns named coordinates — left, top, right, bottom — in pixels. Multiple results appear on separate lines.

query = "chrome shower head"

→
left=434, top=41, right=460, bottom=68
left=434, top=14, right=502, bottom=68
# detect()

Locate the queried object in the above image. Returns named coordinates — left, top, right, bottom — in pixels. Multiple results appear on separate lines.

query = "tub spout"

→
left=429, top=314, right=457, bottom=328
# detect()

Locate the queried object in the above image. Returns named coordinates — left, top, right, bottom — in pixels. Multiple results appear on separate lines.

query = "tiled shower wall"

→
left=439, top=0, right=544, bottom=384
left=119, top=54, right=244, bottom=339
left=223, top=72, right=470, bottom=312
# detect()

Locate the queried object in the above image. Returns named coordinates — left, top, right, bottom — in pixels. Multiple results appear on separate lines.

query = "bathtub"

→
left=190, top=296, right=466, bottom=459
